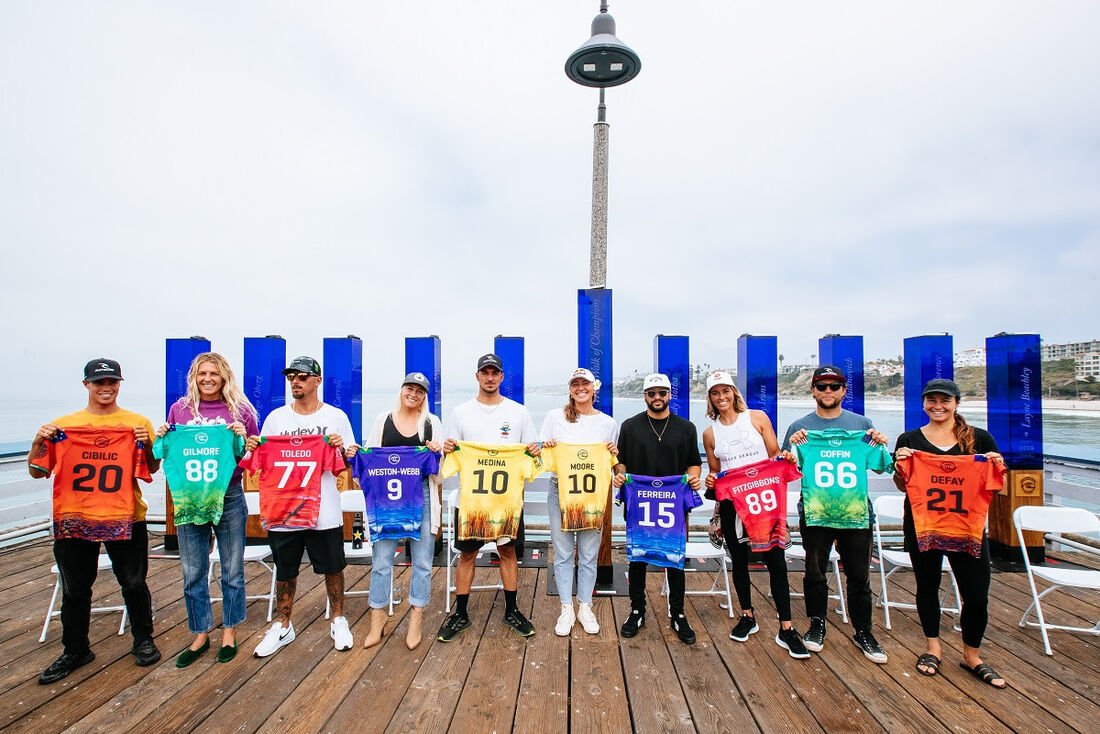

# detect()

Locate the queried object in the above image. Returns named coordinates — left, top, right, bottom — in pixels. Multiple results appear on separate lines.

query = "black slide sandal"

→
left=916, top=654, right=940, bottom=676
left=960, top=662, right=1007, bottom=688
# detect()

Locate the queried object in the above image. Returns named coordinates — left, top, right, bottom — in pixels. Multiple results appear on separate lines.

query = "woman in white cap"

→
left=540, top=368, right=619, bottom=636
left=702, top=371, right=809, bottom=659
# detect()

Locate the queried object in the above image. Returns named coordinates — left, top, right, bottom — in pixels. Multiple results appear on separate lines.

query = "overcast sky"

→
left=2, top=1, right=1098, bottom=402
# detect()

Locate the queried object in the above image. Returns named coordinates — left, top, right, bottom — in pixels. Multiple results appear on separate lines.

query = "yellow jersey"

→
left=544, top=443, right=616, bottom=531
left=440, top=442, right=547, bottom=542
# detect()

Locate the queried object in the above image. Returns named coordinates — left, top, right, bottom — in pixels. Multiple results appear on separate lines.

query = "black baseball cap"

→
left=812, top=365, right=846, bottom=385
left=84, top=358, right=123, bottom=382
left=282, top=356, right=321, bottom=377
left=922, top=378, right=961, bottom=399
left=402, top=371, right=431, bottom=391
left=476, top=353, right=503, bottom=371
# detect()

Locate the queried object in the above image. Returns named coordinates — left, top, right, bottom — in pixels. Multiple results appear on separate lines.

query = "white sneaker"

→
left=254, top=621, right=295, bottom=658
left=554, top=603, right=576, bottom=636
left=330, top=616, right=353, bottom=651
left=577, top=603, right=600, bottom=634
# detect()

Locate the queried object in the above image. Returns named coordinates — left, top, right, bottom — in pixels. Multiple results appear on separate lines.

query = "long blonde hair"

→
left=705, top=384, right=748, bottom=420
left=184, top=352, right=256, bottom=424
left=391, top=385, right=433, bottom=440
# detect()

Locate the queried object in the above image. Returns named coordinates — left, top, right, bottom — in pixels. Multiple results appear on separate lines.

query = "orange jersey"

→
left=30, top=426, right=153, bottom=541
left=895, top=451, right=1006, bottom=557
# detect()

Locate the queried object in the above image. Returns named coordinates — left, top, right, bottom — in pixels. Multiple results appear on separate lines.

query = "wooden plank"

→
left=512, top=569, right=571, bottom=734
left=568, top=592, right=632, bottom=734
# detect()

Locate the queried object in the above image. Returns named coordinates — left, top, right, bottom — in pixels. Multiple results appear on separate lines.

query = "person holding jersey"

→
left=540, top=368, right=619, bottom=636
left=702, top=372, right=809, bottom=659
left=157, top=352, right=258, bottom=667
left=354, top=372, right=443, bottom=651
left=893, top=379, right=1007, bottom=688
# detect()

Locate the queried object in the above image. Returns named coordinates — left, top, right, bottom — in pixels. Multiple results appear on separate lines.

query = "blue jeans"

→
left=548, top=480, right=601, bottom=604
left=369, top=482, right=433, bottom=609
left=176, top=482, right=247, bottom=634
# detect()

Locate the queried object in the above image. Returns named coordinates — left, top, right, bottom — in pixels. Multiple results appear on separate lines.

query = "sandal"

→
left=915, top=654, right=940, bottom=676
left=960, top=662, right=1007, bottom=689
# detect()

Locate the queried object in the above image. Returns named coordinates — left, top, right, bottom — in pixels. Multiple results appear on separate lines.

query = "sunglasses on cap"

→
left=645, top=389, right=670, bottom=398
left=286, top=373, right=315, bottom=383
left=815, top=382, right=844, bottom=392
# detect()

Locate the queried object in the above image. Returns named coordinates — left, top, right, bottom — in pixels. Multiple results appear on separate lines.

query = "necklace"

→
left=648, top=415, right=669, bottom=442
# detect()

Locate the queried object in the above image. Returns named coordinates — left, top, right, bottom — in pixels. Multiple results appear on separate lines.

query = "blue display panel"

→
left=578, top=288, right=613, bottom=416
left=903, top=334, right=954, bottom=432
left=819, top=335, right=865, bottom=415
left=323, top=336, right=363, bottom=444
left=736, top=334, right=778, bottom=429
left=654, top=334, right=690, bottom=419
left=243, top=336, right=286, bottom=429
left=494, top=335, right=525, bottom=405
left=165, top=337, right=211, bottom=419
left=986, top=333, right=1043, bottom=469
left=405, top=336, right=442, bottom=418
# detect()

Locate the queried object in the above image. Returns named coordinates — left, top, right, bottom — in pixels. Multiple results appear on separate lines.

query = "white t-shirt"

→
left=539, top=408, right=619, bottom=444
left=260, top=403, right=355, bottom=531
left=443, top=396, right=536, bottom=445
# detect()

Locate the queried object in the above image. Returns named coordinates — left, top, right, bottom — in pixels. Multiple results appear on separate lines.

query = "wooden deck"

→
left=2, top=534, right=1098, bottom=734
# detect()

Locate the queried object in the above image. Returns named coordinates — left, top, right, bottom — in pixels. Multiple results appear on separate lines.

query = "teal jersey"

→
left=795, top=429, right=892, bottom=529
left=154, top=424, right=244, bottom=526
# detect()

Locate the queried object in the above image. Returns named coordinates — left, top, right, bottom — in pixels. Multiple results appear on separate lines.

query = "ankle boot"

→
left=363, top=608, right=387, bottom=648
left=406, top=606, right=424, bottom=651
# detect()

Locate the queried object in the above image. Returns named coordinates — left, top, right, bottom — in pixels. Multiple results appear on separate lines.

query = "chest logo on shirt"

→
left=829, top=438, right=843, bottom=447
left=577, top=449, right=589, bottom=460
left=487, top=449, right=499, bottom=457
left=940, top=461, right=957, bottom=473
left=651, top=479, right=664, bottom=488
left=290, top=437, right=303, bottom=447
left=388, top=454, right=401, bottom=465
left=500, top=422, right=511, bottom=437
left=94, top=436, right=110, bottom=448
left=745, top=468, right=759, bottom=478
left=194, top=432, right=209, bottom=445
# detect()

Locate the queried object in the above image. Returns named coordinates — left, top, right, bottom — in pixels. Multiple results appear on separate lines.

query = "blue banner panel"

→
left=165, top=337, right=211, bottom=420
left=819, top=335, right=865, bottom=415
left=244, top=336, right=286, bottom=429
left=323, top=336, right=363, bottom=444
left=737, top=335, right=778, bottom=429
left=405, top=336, right=442, bottom=418
left=494, top=336, right=525, bottom=405
left=903, top=335, right=954, bottom=432
left=986, top=333, right=1043, bottom=469
left=654, top=335, right=690, bottom=420
left=578, top=288, right=613, bottom=416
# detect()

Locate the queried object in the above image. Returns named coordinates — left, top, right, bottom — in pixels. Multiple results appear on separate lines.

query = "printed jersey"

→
left=31, top=426, right=152, bottom=541
left=154, top=425, right=244, bottom=526
left=616, top=474, right=701, bottom=569
left=795, top=429, right=892, bottom=529
left=349, top=446, right=440, bottom=542
left=895, top=451, right=1007, bottom=557
left=239, top=435, right=345, bottom=530
left=544, top=443, right=616, bottom=532
left=714, top=457, right=801, bottom=551
left=440, top=442, right=547, bottom=542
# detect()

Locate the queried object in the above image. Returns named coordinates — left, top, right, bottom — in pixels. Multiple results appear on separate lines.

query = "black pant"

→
left=628, top=562, right=685, bottom=615
left=720, top=500, right=792, bottom=621
left=800, top=523, right=874, bottom=632
left=910, top=540, right=990, bottom=648
left=52, top=521, right=154, bottom=654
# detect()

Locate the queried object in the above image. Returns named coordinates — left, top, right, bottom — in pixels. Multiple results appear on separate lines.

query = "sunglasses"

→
left=286, top=373, right=315, bottom=383
left=815, top=382, right=844, bottom=392
left=645, top=389, right=670, bottom=398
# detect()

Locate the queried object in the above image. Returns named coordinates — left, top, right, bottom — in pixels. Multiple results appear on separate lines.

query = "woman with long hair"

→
left=157, top=352, right=258, bottom=666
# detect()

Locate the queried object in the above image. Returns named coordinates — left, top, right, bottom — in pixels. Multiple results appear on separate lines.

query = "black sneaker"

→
left=38, top=650, right=94, bottom=685
left=502, top=608, right=535, bottom=637
left=620, top=608, right=645, bottom=638
left=671, top=613, right=696, bottom=645
left=729, top=614, right=759, bottom=642
left=132, top=638, right=161, bottom=667
left=853, top=629, right=888, bottom=664
left=803, top=617, right=826, bottom=653
left=775, top=627, right=810, bottom=659
left=437, top=613, right=471, bottom=642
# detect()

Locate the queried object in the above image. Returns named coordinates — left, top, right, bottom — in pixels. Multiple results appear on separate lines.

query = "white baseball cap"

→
left=706, top=371, right=735, bottom=391
left=642, top=373, right=672, bottom=391
left=569, top=368, right=596, bottom=384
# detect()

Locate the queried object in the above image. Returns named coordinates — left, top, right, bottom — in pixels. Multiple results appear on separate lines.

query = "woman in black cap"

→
left=893, top=379, right=1007, bottom=688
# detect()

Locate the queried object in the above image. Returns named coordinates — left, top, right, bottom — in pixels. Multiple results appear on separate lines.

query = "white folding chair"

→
left=662, top=498, right=734, bottom=618
left=1014, top=506, right=1100, bottom=655
left=783, top=490, right=848, bottom=622
left=873, top=494, right=961, bottom=630
left=40, top=554, right=128, bottom=643
left=209, top=492, right=276, bottom=622
left=326, top=490, right=401, bottom=618
left=445, top=488, right=503, bottom=613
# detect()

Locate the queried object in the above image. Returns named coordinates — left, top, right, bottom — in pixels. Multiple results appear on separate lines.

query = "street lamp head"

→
left=565, top=9, right=641, bottom=88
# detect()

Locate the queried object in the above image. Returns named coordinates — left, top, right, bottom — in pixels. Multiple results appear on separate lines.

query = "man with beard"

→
left=781, top=365, right=890, bottom=664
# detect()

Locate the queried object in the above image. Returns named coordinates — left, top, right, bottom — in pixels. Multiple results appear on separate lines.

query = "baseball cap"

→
left=476, top=353, right=503, bottom=371
left=921, top=378, right=961, bottom=399
left=84, top=358, right=123, bottom=382
left=812, top=365, right=846, bottom=385
left=402, top=371, right=431, bottom=392
left=569, top=368, right=596, bottom=384
left=642, top=373, right=672, bottom=391
left=282, top=356, right=321, bottom=377
left=706, top=371, right=735, bottom=391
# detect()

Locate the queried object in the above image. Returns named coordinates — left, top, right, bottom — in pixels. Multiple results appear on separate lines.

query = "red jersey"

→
left=239, top=435, right=345, bottom=530
left=714, top=457, right=801, bottom=551
left=30, top=426, right=152, bottom=541
left=895, top=451, right=1007, bottom=557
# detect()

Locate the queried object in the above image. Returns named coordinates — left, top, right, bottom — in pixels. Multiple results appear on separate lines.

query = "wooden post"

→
left=988, top=469, right=1046, bottom=563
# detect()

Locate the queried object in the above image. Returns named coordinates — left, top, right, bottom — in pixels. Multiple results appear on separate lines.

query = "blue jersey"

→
left=616, top=474, right=701, bottom=569
left=349, top=446, right=440, bottom=541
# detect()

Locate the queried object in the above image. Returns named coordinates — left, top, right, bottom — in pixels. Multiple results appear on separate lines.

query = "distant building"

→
left=955, top=346, right=985, bottom=368
left=866, top=360, right=903, bottom=377
left=1075, top=352, right=1100, bottom=380
left=781, top=363, right=809, bottom=375
left=1043, top=340, right=1100, bottom=362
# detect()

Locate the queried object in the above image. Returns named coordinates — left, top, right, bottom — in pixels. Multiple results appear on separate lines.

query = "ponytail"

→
left=953, top=412, right=975, bottom=454
left=564, top=397, right=579, bottom=424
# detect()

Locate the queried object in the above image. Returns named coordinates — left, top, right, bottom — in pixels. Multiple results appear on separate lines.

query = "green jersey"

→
left=154, top=424, right=244, bottom=526
left=794, top=429, right=892, bottom=529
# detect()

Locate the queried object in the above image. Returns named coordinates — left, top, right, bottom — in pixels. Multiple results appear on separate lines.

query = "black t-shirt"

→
left=380, top=414, right=431, bottom=448
left=617, top=411, right=702, bottom=477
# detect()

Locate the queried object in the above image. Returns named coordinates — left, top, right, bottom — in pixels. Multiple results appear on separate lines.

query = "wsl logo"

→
left=745, top=468, right=759, bottom=478
left=940, top=461, right=957, bottom=473
left=290, top=437, right=303, bottom=447
left=829, top=438, right=843, bottom=447
left=94, top=436, right=110, bottom=448
left=194, top=432, right=209, bottom=445
left=652, top=479, right=664, bottom=488
left=388, top=454, right=401, bottom=465
left=577, top=449, right=589, bottom=460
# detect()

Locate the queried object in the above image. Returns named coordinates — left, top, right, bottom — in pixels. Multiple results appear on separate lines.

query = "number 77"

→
left=273, top=461, right=317, bottom=489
